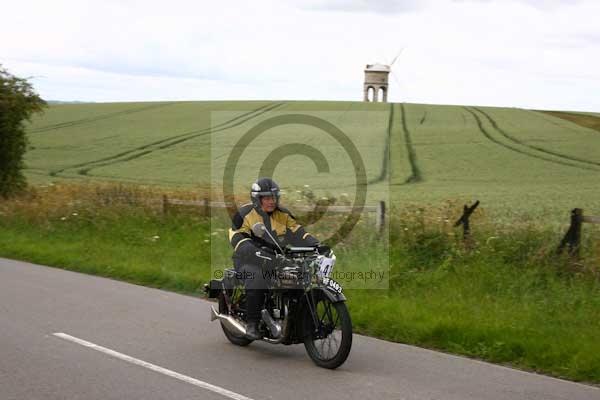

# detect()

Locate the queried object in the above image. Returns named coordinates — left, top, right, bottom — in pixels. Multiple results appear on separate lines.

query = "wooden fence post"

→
left=201, top=198, right=209, bottom=217
left=376, top=201, right=386, bottom=235
left=162, top=195, right=168, bottom=215
left=558, top=208, right=583, bottom=257
left=454, top=200, right=480, bottom=243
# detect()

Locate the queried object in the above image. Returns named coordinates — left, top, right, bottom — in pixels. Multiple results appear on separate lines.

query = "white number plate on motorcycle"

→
left=322, top=277, right=343, bottom=294
left=317, top=254, right=335, bottom=278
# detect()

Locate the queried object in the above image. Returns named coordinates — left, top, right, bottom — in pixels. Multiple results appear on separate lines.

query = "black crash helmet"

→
left=251, top=177, right=280, bottom=208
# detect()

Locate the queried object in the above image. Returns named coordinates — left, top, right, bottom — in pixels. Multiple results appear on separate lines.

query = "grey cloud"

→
left=535, top=31, right=600, bottom=50
left=452, top=0, right=583, bottom=10
left=294, top=0, right=425, bottom=14
left=575, top=32, right=600, bottom=45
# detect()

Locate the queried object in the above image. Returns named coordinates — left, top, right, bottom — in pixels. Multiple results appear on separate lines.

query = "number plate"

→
left=322, top=277, right=343, bottom=294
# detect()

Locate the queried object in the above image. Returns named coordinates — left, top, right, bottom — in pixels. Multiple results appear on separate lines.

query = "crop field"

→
left=391, top=103, right=600, bottom=219
left=24, top=101, right=600, bottom=220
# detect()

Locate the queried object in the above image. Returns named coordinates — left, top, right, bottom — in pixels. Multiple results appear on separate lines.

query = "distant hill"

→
left=45, top=100, right=94, bottom=105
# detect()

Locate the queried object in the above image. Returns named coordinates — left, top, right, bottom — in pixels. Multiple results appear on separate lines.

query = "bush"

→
left=0, top=65, right=46, bottom=198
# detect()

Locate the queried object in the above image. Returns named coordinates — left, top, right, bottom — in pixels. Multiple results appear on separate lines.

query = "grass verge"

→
left=1, top=183, right=599, bottom=383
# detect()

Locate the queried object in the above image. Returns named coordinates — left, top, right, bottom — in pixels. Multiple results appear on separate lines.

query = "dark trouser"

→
left=236, top=263, right=270, bottom=322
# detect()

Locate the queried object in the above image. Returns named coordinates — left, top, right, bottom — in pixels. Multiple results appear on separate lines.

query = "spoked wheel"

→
left=218, top=292, right=252, bottom=346
left=303, top=295, right=352, bottom=369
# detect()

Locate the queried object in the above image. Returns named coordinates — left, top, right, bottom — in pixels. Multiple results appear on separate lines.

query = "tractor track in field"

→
left=48, top=102, right=284, bottom=177
left=27, top=166, right=199, bottom=185
left=399, top=103, right=423, bottom=184
left=465, top=107, right=599, bottom=172
left=367, top=103, right=392, bottom=185
left=77, top=102, right=284, bottom=176
left=28, top=102, right=178, bottom=133
left=473, top=107, right=600, bottom=168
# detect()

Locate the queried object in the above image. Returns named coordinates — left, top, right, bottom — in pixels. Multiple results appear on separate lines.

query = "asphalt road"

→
left=1, top=257, right=598, bottom=400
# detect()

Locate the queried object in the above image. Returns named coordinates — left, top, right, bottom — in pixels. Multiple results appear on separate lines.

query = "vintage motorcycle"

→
left=204, top=222, right=352, bottom=369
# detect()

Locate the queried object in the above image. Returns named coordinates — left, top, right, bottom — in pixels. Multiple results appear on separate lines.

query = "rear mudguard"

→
left=204, top=268, right=243, bottom=298
left=204, top=279, right=225, bottom=298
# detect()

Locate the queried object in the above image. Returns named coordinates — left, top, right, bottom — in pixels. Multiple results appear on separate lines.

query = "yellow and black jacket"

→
left=229, top=203, right=319, bottom=267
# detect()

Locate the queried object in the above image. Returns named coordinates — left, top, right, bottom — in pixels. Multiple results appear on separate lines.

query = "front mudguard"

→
left=290, top=286, right=346, bottom=342
left=316, top=286, right=347, bottom=303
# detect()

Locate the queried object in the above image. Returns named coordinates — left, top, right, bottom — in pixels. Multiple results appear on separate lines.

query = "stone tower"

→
left=363, top=63, right=390, bottom=102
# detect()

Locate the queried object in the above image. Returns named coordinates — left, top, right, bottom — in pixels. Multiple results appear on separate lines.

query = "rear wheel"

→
left=303, top=295, right=352, bottom=369
left=218, top=292, right=252, bottom=346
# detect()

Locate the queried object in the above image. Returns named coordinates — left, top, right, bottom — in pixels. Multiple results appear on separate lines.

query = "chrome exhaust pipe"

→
left=209, top=305, right=219, bottom=321
left=210, top=306, right=247, bottom=336
left=261, top=309, right=282, bottom=338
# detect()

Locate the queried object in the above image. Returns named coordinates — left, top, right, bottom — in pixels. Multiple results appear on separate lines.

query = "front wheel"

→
left=218, top=292, right=252, bottom=346
left=303, top=296, right=352, bottom=369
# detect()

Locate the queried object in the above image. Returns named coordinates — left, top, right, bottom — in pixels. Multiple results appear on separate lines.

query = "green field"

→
left=24, top=100, right=600, bottom=220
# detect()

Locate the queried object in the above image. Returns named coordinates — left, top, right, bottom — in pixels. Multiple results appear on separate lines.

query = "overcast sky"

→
left=2, top=0, right=599, bottom=111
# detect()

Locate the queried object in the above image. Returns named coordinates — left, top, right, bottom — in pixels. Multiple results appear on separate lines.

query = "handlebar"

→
left=256, top=244, right=331, bottom=264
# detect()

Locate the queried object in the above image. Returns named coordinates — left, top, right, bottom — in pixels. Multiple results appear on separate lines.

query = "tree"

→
left=0, top=65, right=46, bottom=197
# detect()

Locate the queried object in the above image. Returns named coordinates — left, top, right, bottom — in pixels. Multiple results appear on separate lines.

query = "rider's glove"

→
left=317, top=244, right=331, bottom=256
left=237, top=240, right=271, bottom=266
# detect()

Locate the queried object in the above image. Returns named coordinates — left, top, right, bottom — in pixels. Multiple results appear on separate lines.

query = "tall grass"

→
left=347, top=203, right=600, bottom=382
left=0, top=183, right=212, bottom=293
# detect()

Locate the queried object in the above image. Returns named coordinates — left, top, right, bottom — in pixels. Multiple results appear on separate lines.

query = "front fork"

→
left=304, top=290, right=321, bottom=330
left=303, top=287, right=346, bottom=337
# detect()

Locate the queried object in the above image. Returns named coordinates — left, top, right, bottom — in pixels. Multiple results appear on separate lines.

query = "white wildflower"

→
left=486, top=236, right=498, bottom=245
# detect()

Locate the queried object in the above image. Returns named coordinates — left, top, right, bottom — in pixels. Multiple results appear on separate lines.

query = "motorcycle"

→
left=204, top=222, right=352, bottom=369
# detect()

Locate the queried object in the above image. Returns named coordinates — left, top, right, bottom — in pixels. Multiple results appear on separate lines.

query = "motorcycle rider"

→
left=228, top=177, right=320, bottom=340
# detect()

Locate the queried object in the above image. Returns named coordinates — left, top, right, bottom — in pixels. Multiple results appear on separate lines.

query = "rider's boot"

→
left=245, top=288, right=263, bottom=340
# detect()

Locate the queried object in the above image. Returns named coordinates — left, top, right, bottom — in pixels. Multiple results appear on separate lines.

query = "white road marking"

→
left=53, top=332, right=255, bottom=400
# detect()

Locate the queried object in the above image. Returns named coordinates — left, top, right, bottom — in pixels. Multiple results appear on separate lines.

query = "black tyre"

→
left=303, top=295, right=352, bottom=369
left=218, top=292, right=252, bottom=346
